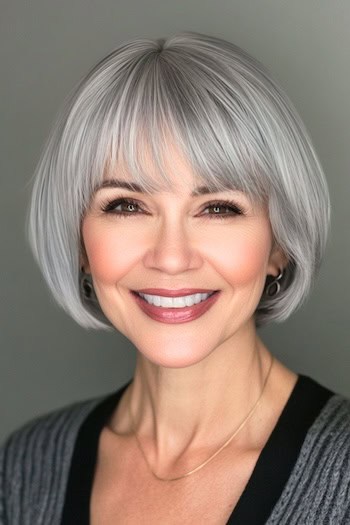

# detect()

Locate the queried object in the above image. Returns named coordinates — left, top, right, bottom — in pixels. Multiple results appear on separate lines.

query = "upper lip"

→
left=133, top=288, right=219, bottom=297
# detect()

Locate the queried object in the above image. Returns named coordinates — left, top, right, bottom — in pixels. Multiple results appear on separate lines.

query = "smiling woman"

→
left=26, top=32, right=328, bottom=331
left=1, top=31, right=349, bottom=525
left=80, top=139, right=283, bottom=370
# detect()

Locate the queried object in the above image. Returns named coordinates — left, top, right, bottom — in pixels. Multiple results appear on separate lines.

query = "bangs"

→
left=80, top=46, right=270, bottom=210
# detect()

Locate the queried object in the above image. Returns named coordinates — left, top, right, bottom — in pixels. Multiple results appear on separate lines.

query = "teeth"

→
left=138, top=292, right=214, bottom=308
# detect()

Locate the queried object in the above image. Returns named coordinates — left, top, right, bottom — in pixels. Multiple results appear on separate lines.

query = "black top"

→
left=60, top=374, right=334, bottom=524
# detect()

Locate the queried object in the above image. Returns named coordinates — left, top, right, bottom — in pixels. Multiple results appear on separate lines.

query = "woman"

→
left=1, top=31, right=349, bottom=524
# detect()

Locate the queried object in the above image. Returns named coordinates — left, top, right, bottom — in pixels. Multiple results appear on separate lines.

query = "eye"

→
left=101, top=198, right=145, bottom=216
left=201, top=200, right=244, bottom=219
left=99, top=197, right=245, bottom=219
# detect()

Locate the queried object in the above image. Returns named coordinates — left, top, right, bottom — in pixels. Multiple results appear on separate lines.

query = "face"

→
left=81, top=141, right=286, bottom=368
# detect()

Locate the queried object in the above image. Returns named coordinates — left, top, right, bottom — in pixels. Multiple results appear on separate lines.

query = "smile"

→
left=131, top=290, right=220, bottom=324
left=136, top=291, right=216, bottom=308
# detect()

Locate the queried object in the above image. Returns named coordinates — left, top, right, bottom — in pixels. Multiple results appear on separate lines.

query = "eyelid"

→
left=200, top=199, right=245, bottom=215
left=98, top=194, right=247, bottom=215
left=100, top=196, right=145, bottom=214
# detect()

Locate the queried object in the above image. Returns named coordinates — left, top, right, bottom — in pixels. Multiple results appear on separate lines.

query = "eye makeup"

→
left=99, top=196, right=246, bottom=220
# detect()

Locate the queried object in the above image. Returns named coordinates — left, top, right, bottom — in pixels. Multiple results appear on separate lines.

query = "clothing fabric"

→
left=0, top=374, right=349, bottom=524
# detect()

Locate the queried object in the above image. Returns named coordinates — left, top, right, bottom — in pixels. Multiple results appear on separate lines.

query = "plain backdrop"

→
left=1, top=0, right=349, bottom=444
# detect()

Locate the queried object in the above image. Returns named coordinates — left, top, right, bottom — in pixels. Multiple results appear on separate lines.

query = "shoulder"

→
left=0, top=392, right=105, bottom=459
left=307, top=393, right=350, bottom=450
left=306, top=393, right=350, bottom=482
left=268, top=393, right=350, bottom=524
left=0, top=392, right=107, bottom=524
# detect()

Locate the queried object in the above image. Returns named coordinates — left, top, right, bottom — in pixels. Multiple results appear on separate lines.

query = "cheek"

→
left=210, top=227, right=271, bottom=284
left=82, top=217, right=273, bottom=286
left=82, top=220, right=141, bottom=283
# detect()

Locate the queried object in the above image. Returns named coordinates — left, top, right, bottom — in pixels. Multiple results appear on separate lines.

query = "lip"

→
left=133, top=288, right=218, bottom=297
left=131, top=290, right=220, bottom=324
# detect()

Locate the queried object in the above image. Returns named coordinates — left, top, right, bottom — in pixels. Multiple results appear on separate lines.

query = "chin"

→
left=135, top=339, right=215, bottom=369
left=142, top=353, right=211, bottom=369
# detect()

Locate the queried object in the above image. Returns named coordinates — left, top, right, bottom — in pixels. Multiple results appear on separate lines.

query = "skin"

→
left=81, top=140, right=296, bottom=479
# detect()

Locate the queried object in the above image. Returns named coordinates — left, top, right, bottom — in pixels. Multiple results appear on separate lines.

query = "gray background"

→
left=1, top=0, right=349, bottom=444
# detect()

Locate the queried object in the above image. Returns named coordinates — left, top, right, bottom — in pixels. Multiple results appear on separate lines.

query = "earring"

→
left=82, top=277, right=93, bottom=299
left=80, top=267, right=94, bottom=300
left=265, top=268, right=284, bottom=297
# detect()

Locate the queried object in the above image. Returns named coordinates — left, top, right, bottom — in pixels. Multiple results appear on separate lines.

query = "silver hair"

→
left=26, top=31, right=331, bottom=330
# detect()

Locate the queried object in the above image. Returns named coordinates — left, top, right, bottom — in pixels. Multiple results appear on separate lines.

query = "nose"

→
left=142, top=219, right=203, bottom=275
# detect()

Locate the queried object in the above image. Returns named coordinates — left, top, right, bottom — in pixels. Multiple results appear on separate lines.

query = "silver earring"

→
left=265, top=269, right=284, bottom=297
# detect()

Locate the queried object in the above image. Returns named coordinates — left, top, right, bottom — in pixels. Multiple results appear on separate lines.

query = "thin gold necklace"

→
left=128, top=354, right=274, bottom=482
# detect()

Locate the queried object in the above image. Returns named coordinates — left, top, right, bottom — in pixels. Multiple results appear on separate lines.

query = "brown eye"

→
left=120, top=202, right=139, bottom=213
left=202, top=200, right=244, bottom=218
left=101, top=198, right=144, bottom=215
left=210, top=204, right=230, bottom=214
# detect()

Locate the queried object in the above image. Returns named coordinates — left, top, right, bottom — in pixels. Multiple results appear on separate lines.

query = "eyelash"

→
left=100, top=197, right=245, bottom=220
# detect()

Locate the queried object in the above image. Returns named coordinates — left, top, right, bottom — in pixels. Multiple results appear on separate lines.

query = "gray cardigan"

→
left=1, top=389, right=350, bottom=524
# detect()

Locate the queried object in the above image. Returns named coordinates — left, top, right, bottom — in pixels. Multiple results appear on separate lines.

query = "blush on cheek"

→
left=220, top=236, right=270, bottom=284
left=87, top=250, right=127, bottom=283
left=82, top=224, right=143, bottom=284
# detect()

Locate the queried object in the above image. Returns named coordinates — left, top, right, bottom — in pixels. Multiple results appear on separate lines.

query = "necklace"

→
left=128, top=353, right=274, bottom=482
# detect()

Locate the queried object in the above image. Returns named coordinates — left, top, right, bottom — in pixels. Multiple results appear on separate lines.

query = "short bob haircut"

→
left=27, top=31, right=331, bottom=330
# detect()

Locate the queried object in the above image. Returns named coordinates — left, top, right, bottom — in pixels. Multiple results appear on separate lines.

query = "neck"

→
left=123, top=322, right=273, bottom=471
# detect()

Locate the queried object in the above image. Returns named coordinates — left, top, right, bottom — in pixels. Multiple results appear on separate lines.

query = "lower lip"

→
left=131, top=291, right=220, bottom=324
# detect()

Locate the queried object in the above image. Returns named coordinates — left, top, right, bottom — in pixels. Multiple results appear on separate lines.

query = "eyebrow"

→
left=96, top=179, right=239, bottom=197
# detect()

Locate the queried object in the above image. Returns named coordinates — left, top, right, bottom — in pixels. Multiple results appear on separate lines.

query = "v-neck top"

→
left=59, top=374, right=333, bottom=524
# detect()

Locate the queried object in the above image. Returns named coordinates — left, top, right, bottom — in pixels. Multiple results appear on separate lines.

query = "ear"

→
left=266, top=243, right=289, bottom=277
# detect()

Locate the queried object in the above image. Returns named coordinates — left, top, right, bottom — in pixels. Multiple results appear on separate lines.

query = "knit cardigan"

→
left=1, top=389, right=350, bottom=524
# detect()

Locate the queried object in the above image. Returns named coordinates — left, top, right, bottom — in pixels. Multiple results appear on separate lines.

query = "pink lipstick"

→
left=131, top=290, right=220, bottom=324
